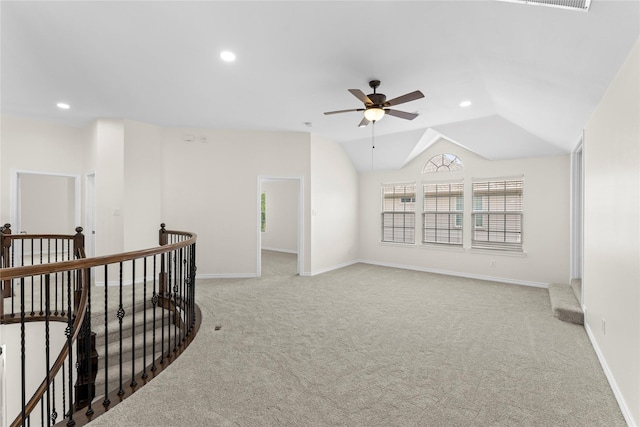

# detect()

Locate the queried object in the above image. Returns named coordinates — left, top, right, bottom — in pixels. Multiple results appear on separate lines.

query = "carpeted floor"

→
left=87, top=251, right=625, bottom=426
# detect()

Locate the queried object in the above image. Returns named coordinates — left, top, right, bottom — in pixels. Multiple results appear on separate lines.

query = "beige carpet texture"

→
left=86, top=251, right=624, bottom=427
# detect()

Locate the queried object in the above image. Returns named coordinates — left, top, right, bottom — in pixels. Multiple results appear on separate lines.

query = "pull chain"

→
left=371, top=121, right=375, bottom=170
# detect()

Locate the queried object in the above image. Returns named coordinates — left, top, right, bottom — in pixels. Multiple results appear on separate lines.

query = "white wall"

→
left=0, top=116, right=88, bottom=230
left=309, top=134, right=359, bottom=274
left=94, top=119, right=125, bottom=256
left=261, top=180, right=298, bottom=253
left=359, top=138, right=570, bottom=286
left=1, top=322, right=68, bottom=425
left=161, top=127, right=312, bottom=276
left=583, top=40, right=639, bottom=426
left=19, top=173, right=75, bottom=234
left=123, top=120, right=163, bottom=251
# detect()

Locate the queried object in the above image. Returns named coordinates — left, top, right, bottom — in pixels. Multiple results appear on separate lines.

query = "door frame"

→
left=257, top=176, right=304, bottom=276
left=11, top=169, right=81, bottom=234
left=85, top=172, right=96, bottom=257
left=570, top=138, right=583, bottom=300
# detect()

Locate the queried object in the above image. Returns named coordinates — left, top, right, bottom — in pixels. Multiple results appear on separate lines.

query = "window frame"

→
left=422, top=180, right=464, bottom=246
left=471, top=177, right=524, bottom=252
left=381, top=183, right=416, bottom=244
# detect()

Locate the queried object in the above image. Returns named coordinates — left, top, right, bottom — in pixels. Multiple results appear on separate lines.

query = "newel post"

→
left=73, top=226, right=85, bottom=312
left=1, top=223, right=12, bottom=299
left=159, top=223, right=168, bottom=295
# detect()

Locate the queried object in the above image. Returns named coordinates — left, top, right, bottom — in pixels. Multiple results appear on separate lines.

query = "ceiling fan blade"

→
left=384, top=90, right=425, bottom=107
left=324, top=108, right=363, bottom=115
left=348, top=89, right=373, bottom=105
left=358, top=117, right=370, bottom=127
left=385, top=109, right=419, bottom=120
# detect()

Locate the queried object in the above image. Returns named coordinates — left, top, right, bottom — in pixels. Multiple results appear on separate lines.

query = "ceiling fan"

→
left=324, top=80, right=424, bottom=127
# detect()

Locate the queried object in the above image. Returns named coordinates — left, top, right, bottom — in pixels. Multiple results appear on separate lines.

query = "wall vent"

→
left=498, top=0, right=591, bottom=12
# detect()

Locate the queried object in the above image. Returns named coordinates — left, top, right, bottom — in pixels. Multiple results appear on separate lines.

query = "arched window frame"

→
left=423, top=154, right=463, bottom=173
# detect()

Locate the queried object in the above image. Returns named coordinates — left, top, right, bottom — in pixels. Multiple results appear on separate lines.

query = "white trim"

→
left=94, top=276, right=157, bottom=287
left=301, top=260, right=359, bottom=276
left=570, top=138, right=583, bottom=283
left=257, top=176, right=304, bottom=277
left=196, top=273, right=258, bottom=279
left=358, top=259, right=548, bottom=288
left=584, top=322, right=636, bottom=427
left=11, top=169, right=81, bottom=233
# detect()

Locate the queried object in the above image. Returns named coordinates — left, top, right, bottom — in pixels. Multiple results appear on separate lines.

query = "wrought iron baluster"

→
left=39, top=239, right=44, bottom=316
left=130, top=260, right=137, bottom=388
left=160, top=253, right=165, bottom=365
left=85, top=266, right=94, bottom=417
left=54, top=240, right=59, bottom=316
left=173, top=249, right=178, bottom=354
left=102, top=265, right=110, bottom=408
left=142, top=257, right=148, bottom=379
left=30, top=239, right=34, bottom=316
left=65, top=270, right=75, bottom=426
left=151, top=255, right=158, bottom=372
left=117, top=262, right=125, bottom=396
left=21, top=277, right=26, bottom=426
left=45, top=276, right=51, bottom=427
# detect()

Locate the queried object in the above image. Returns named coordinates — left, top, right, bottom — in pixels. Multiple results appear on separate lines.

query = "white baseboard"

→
left=95, top=276, right=155, bottom=287
left=584, top=322, right=636, bottom=427
left=300, top=259, right=359, bottom=277
left=196, top=273, right=258, bottom=279
left=357, top=259, right=549, bottom=288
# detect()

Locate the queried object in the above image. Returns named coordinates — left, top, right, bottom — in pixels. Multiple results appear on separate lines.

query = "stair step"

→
left=548, top=283, right=584, bottom=325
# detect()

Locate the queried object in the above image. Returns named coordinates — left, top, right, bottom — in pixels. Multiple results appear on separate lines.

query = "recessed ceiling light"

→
left=56, top=102, right=70, bottom=110
left=220, top=51, right=236, bottom=62
left=459, top=100, right=472, bottom=108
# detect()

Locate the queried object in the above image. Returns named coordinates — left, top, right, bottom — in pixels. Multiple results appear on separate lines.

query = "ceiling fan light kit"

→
left=364, top=107, right=385, bottom=122
left=325, top=79, right=424, bottom=127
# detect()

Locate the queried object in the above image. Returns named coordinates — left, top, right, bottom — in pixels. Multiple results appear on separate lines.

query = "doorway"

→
left=11, top=171, right=80, bottom=234
left=570, top=141, right=583, bottom=300
left=257, top=177, right=303, bottom=277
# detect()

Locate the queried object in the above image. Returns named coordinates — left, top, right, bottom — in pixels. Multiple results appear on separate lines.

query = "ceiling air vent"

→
left=498, top=0, right=591, bottom=12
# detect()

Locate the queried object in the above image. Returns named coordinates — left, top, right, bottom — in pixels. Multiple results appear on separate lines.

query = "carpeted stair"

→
left=89, top=302, right=169, bottom=402
left=548, top=278, right=583, bottom=325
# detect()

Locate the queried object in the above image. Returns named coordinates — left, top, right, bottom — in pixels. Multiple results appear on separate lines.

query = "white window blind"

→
left=472, top=178, right=523, bottom=251
left=381, top=183, right=416, bottom=244
left=423, top=181, right=463, bottom=245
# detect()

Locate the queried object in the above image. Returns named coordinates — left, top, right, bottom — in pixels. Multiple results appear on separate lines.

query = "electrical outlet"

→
left=602, top=318, right=606, bottom=335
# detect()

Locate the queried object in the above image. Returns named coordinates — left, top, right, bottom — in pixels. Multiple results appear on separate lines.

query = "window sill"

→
left=379, top=241, right=417, bottom=248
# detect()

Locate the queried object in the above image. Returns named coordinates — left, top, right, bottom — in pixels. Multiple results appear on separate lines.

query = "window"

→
left=381, top=183, right=416, bottom=244
left=423, top=154, right=463, bottom=173
left=472, top=178, right=523, bottom=251
left=423, top=182, right=463, bottom=245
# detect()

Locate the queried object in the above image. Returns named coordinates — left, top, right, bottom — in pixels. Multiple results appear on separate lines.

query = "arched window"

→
left=423, top=154, right=463, bottom=173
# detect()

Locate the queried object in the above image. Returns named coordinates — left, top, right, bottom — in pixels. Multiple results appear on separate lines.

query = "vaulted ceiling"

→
left=1, top=1, right=638, bottom=170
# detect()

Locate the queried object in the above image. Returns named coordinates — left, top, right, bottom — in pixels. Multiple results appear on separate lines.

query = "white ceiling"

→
left=1, top=1, right=638, bottom=170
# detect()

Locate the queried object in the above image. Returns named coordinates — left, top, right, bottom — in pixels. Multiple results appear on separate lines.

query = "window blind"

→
left=472, top=178, right=523, bottom=251
left=381, top=183, right=416, bottom=244
left=423, top=181, right=463, bottom=245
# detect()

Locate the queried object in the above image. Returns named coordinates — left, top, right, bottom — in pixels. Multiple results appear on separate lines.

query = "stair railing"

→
left=0, top=224, right=199, bottom=427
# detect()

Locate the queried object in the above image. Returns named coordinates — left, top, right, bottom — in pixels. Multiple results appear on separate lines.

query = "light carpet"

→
left=86, top=250, right=624, bottom=426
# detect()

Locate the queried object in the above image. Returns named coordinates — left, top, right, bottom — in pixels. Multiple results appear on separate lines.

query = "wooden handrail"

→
left=3, top=226, right=198, bottom=427
left=0, top=230, right=196, bottom=281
